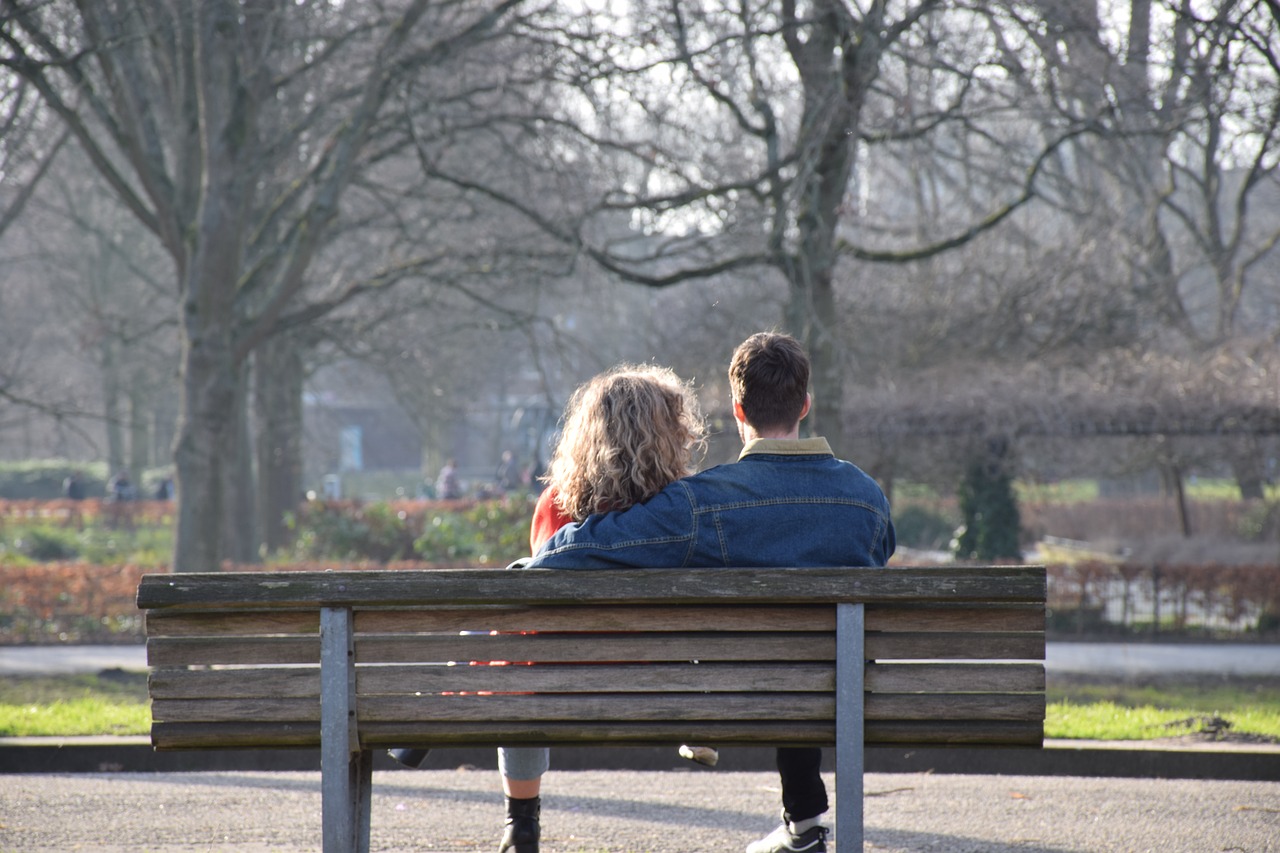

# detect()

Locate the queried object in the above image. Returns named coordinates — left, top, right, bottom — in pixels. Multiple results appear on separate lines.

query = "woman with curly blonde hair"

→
left=493, top=364, right=705, bottom=853
left=531, top=364, right=706, bottom=548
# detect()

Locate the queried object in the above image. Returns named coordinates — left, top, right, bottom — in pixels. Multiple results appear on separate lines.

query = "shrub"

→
left=414, top=497, right=534, bottom=564
left=291, top=501, right=418, bottom=562
left=15, top=527, right=80, bottom=561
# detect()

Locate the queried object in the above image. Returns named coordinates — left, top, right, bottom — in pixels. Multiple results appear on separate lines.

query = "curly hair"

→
left=545, top=364, right=706, bottom=522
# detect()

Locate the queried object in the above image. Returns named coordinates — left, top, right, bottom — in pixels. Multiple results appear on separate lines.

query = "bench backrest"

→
left=138, top=566, right=1046, bottom=751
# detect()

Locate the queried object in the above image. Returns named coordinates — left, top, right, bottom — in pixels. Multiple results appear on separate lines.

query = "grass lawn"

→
left=0, top=671, right=150, bottom=737
left=2, top=670, right=1279, bottom=742
left=1046, top=674, right=1280, bottom=742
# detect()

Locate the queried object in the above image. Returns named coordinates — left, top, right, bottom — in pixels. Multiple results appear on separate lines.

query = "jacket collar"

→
left=739, top=436, right=834, bottom=460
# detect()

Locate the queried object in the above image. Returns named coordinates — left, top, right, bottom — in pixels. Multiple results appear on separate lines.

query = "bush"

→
left=291, top=501, right=418, bottom=562
left=0, top=460, right=108, bottom=499
left=414, top=498, right=533, bottom=564
left=14, top=527, right=80, bottom=561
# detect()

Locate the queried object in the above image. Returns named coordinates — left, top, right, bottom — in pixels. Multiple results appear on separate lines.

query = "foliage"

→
left=291, top=501, right=420, bottom=563
left=414, top=499, right=534, bottom=565
left=954, top=455, right=1022, bottom=561
left=0, top=460, right=108, bottom=500
left=1237, top=501, right=1280, bottom=542
left=289, top=496, right=535, bottom=565
left=0, top=562, right=154, bottom=644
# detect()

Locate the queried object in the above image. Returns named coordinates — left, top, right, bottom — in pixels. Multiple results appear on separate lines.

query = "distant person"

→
left=435, top=458, right=462, bottom=499
left=107, top=470, right=136, bottom=502
left=62, top=473, right=86, bottom=501
left=154, top=477, right=174, bottom=500
left=495, top=450, right=520, bottom=493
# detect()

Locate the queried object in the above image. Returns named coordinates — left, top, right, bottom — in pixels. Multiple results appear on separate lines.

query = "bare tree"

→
left=1, top=0, right=529, bottom=570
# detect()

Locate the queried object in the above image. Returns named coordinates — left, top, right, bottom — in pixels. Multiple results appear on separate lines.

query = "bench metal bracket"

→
left=835, top=602, right=865, bottom=853
left=321, top=606, right=372, bottom=853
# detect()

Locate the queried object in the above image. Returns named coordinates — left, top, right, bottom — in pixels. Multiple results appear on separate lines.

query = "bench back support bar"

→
left=321, top=607, right=370, bottom=853
left=836, top=603, right=865, bottom=853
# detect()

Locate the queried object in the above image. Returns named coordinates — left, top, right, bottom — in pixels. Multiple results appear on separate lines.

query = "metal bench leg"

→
left=321, top=606, right=366, bottom=853
left=835, top=602, right=865, bottom=853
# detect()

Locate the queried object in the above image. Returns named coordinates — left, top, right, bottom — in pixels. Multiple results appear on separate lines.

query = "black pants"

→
left=777, top=747, right=828, bottom=823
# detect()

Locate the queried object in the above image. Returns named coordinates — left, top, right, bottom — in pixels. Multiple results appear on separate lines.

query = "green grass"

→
left=3, top=671, right=1279, bottom=742
left=1045, top=675, right=1280, bottom=741
left=0, top=672, right=150, bottom=737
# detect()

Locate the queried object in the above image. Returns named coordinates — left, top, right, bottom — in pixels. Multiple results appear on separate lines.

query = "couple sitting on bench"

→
left=393, top=331, right=895, bottom=853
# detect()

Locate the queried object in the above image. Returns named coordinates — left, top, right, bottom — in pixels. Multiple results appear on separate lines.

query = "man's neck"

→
left=738, top=423, right=801, bottom=443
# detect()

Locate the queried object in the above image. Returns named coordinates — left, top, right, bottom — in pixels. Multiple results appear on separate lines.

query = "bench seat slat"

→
left=152, top=691, right=1043, bottom=726
left=150, top=718, right=1042, bottom=751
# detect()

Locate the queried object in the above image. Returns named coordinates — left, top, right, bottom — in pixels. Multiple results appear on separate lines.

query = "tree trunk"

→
left=255, top=334, right=305, bottom=555
left=172, top=328, right=238, bottom=572
left=222, top=363, right=258, bottom=564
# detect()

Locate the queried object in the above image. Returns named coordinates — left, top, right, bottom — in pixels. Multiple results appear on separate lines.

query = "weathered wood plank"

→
left=148, top=636, right=319, bottom=666
left=147, top=632, right=1044, bottom=668
left=866, top=606, right=1044, bottom=633
left=357, top=662, right=834, bottom=694
left=864, top=720, right=1044, bottom=746
left=152, top=693, right=837, bottom=724
left=356, top=605, right=835, bottom=634
left=866, top=663, right=1044, bottom=693
left=152, top=691, right=1043, bottom=726
left=353, top=632, right=836, bottom=664
left=145, top=610, right=319, bottom=638
left=145, top=661, right=1045, bottom=701
left=144, top=602, right=1043, bottom=637
left=865, top=632, right=1044, bottom=660
left=148, top=666, right=321, bottom=699
left=152, top=718, right=1042, bottom=751
left=137, top=566, right=1047, bottom=610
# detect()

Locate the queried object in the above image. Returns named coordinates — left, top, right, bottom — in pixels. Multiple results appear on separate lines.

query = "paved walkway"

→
left=4, top=641, right=1279, bottom=676
left=2, top=768, right=1278, bottom=852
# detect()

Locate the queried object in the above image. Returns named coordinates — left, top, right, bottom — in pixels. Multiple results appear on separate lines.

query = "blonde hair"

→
left=546, top=364, right=706, bottom=521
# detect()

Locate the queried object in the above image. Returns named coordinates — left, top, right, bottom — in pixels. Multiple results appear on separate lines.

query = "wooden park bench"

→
left=136, top=565, right=1046, bottom=853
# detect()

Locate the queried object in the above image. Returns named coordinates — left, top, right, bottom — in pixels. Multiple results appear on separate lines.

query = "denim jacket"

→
left=527, top=437, right=895, bottom=569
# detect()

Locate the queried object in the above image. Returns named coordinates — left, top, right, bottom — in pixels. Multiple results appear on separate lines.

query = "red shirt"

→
left=530, top=487, right=574, bottom=553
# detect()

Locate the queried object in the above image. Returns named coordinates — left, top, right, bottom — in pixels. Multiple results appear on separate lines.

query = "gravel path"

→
left=2, top=769, right=1278, bottom=852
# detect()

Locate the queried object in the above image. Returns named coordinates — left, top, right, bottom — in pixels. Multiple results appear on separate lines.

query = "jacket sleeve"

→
left=526, top=482, right=696, bottom=569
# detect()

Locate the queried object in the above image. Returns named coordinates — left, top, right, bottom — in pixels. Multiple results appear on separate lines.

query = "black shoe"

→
left=387, top=748, right=431, bottom=768
left=499, top=795, right=540, bottom=853
left=745, top=823, right=827, bottom=853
